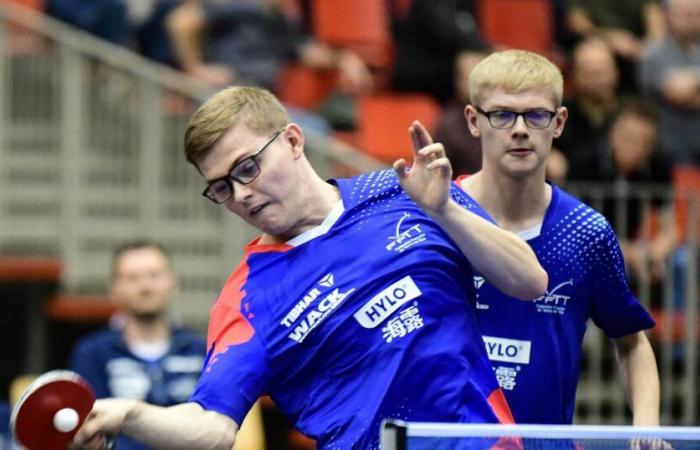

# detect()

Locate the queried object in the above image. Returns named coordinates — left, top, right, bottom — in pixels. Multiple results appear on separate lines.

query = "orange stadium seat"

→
left=311, top=0, right=393, bottom=69
left=355, top=94, right=441, bottom=164
left=276, top=63, right=339, bottom=110
left=5, top=0, right=45, bottom=54
left=478, top=0, right=553, bottom=54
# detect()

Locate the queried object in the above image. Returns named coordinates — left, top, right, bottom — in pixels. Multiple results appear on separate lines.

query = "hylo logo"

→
left=482, top=336, right=531, bottom=364
left=354, top=276, right=422, bottom=328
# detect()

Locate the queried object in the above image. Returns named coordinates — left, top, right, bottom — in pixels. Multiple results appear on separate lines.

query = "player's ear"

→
left=552, top=106, right=568, bottom=138
left=465, top=105, right=481, bottom=138
left=284, top=123, right=305, bottom=160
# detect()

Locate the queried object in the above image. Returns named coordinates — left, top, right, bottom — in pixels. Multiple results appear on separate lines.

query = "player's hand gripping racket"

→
left=10, top=370, right=96, bottom=450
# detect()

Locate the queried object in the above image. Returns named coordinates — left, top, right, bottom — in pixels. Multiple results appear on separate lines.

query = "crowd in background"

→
left=44, top=0, right=700, bottom=304
left=44, top=0, right=700, bottom=169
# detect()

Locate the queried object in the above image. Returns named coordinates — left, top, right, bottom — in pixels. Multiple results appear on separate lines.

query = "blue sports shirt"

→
left=191, top=170, right=513, bottom=449
left=70, top=326, right=207, bottom=450
left=462, top=183, right=655, bottom=424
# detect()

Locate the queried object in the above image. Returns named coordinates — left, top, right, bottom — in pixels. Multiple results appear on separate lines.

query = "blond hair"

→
left=184, top=86, right=290, bottom=165
left=469, top=50, right=563, bottom=106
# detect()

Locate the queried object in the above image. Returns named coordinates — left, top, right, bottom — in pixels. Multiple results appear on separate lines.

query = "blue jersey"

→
left=70, top=326, right=207, bottom=450
left=465, top=184, right=654, bottom=424
left=191, top=170, right=512, bottom=450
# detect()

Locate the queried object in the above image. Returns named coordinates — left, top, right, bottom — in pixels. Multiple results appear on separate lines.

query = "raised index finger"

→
left=409, top=120, right=433, bottom=153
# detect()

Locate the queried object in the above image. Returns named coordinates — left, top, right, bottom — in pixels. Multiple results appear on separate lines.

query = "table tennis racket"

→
left=10, top=370, right=95, bottom=450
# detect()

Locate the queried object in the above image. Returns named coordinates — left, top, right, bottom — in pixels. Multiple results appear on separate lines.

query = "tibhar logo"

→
left=318, top=273, right=334, bottom=288
left=287, top=287, right=356, bottom=343
left=473, top=276, right=489, bottom=310
left=386, top=213, right=427, bottom=253
left=533, top=279, right=574, bottom=315
left=482, top=336, right=531, bottom=364
left=354, top=276, right=422, bottom=328
left=280, top=273, right=335, bottom=328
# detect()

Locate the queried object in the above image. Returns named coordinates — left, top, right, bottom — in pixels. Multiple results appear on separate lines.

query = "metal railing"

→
left=0, top=2, right=383, bottom=329
left=566, top=182, right=699, bottom=426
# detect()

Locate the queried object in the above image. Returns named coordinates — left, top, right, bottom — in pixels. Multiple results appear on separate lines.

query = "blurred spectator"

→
left=166, top=0, right=372, bottom=94
left=569, top=102, right=676, bottom=293
left=551, top=38, right=623, bottom=182
left=433, top=51, right=486, bottom=175
left=639, top=0, right=700, bottom=168
left=68, top=240, right=264, bottom=450
left=0, top=400, right=10, bottom=449
left=390, top=0, right=490, bottom=103
left=47, top=0, right=181, bottom=66
left=566, top=0, right=665, bottom=93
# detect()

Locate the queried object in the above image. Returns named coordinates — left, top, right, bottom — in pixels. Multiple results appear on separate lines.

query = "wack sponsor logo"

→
left=287, top=287, right=355, bottom=343
left=354, top=276, right=422, bottom=328
left=483, top=336, right=532, bottom=364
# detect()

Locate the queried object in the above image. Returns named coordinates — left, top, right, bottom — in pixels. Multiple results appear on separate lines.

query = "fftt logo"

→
left=534, top=279, right=573, bottom=305
left=354, top=276, right=422, bottom=328
left=386, top=213, right=426, bottom=253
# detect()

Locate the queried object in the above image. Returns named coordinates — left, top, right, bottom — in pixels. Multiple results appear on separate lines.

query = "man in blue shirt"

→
left=69, top=241, right=208, bottom=450
left=71, top=86, right=547, bottom=450
left=456, top=50, right=660, bottom=425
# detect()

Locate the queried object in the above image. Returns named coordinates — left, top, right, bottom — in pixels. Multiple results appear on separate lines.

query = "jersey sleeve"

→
left=588, top=221, right=655, bottom=338
left=190, top=300, right=271, bottom=426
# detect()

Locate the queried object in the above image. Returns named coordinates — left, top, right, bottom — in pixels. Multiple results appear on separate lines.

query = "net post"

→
left=381, top=419, right=407, bottom=450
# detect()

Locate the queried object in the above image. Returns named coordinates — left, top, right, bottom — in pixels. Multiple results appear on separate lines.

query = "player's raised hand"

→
left=70, top=399, right=133, bottom=449
left=393, top=120, right=453, bottom=216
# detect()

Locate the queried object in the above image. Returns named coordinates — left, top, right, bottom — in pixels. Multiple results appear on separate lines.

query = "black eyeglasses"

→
left=476, top=107, right=558, bottom=129
left=202, top=128, right=285, bottom=204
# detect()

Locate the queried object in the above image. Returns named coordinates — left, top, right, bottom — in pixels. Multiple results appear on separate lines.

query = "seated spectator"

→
left=68, top=240, right=264, bottom=450
left=639, top=0, right=700, bottom=168
left=567, top=0, right=665, bottom=93
left=433, top=51, right=486, bottom=175
left=569, top=102, right=676, bottom=295
left=551, top=38, right=623, bottom=182
left=166, top=0, right=372, bottom=94
left=47, top=0, right=181, bottom=66
left=390, top=0, right=490, bottom=103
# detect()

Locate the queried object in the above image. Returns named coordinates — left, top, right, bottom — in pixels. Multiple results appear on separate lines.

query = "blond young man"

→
left=456, top=50, right=660, bottom=425
left=71, top=86, right=547, bottom=449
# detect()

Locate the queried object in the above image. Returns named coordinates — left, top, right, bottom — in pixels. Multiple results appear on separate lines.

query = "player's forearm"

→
left=430, top=200, right=547, bottom=300
left=614, top=332, right=660, bottom=426
left=124, top=402, right=237, bottom=450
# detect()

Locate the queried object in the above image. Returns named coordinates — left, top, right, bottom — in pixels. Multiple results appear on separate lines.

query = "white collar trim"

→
left=286, top=200, right=345, bottom=247
left=516, top=223, right=542, bottom=241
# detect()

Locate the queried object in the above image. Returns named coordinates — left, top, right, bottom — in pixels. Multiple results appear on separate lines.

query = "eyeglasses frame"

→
left=201, top=127, right=286, bottom=204
left=475, top=106, right=559, bottom=129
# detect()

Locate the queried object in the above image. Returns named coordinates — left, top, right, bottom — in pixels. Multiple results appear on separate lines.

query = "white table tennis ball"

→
left=53, top=407, right=79, bottom=433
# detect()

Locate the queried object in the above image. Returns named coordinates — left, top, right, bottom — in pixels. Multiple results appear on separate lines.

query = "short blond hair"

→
left=469, top=50, right=563, bottom=107
left=184, top=86, right=290, bottom=165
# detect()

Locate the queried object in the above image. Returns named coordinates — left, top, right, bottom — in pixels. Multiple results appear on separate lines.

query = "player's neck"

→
left=262, top=178, right=341, bottom=245
left=461, top=169, right=551, bottom=232
left=123, top=315, right=171, bottom=344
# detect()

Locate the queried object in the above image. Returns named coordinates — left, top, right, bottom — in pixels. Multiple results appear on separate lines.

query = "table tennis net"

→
left=381, top=421, right=700, bottom=450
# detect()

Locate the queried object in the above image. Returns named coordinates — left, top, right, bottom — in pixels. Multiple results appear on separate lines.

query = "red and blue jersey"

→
left=191, top=170, right=512, bottom=449
left=460, top=183, right=655, bottom=424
